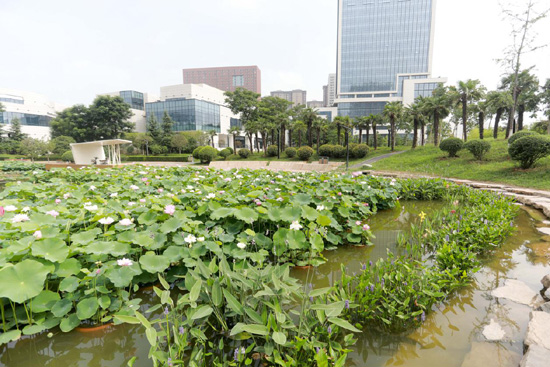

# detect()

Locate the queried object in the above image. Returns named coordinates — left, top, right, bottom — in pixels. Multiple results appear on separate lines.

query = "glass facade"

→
left=145, top=98, right=221, bottom=133
left=339, top=0, right=433, bottom=94
left=338, top=102, right=386, bottom=119
left=230, top=118, right=242, bottom=128
left=232, top=75, right=244, bottom=87
left=414, top=82, right=439, bottom=99
left=0, top=96, right=24, bottom=104
left=0, top=112, right=52, bottom=126
left=120, top=91, right=145, bottom=110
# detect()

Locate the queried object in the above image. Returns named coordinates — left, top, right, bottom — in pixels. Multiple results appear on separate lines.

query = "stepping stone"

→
left=525, top=311, right=550, bottom=350
left=492, top=279, right=544, bottom=307
left=538, top=302, right=550, bottom=314
left=461, top=342, right=520, bottom=367
left=520, top=345, right=550, bottom=367
left=537, top=228, right=550, bottom=236
left=527, top=243, right=550, bottom=258
left=482, top=319, right=506, bottom=341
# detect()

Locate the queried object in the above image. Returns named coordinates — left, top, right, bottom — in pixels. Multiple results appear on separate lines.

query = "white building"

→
left=99, top=90, right=159, bottom=133
left=327, top=74, right=336, bottom=107
left=0, top=88, right=64, bottom=140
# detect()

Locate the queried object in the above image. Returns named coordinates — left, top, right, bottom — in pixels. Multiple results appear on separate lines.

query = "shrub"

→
left=439, top=138, right=464, bottom=157
left=464, top=140, right=491, bottom=160
left=61, top=150, right=74, bottom=163
left=508, top=130, right=539, bottom=145
left=267, top=145, right=278, bottom=157
left=284, top=147, right=297, bottom=158
left=508, top=135, right=550, bottom=169
left=297, top=146, right=314, bottom=161
left=332, top=145, right=346, bottom=158
left=352, top=144, right=369, bottom=159
left=218, top=148, right=232, bottom=159
left=192, top=146, right=205, bottom=159
left=318, top=144, right=334, bottom=157
left=238, top=148, right=251, bottom=159
left=226, top=147, right=234, bottom=154
left=197, top=146, right=218, bottom=163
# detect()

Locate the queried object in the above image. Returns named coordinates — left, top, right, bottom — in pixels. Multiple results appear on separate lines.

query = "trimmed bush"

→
left=238, top=148, right=251, bottom=159
left=352, top=144, right=369, bottom=159
left=464, top=140, right=491, bottom=160
left=318, top=144, right=334, bottom=157
left=439, top=138, right=464, bottom=157
left=226, top=147, right=234, bottom=154
left=61, top=150, right=74, bottom=163
left=197, top=146, right=218, bottom=163
left=297, top=146, right=314, bottom=161
left=509, top=135, right=550, bottom=169
left=284, top=147, right=297, bottom=158
left=219, top=148, right=232, bottom=159
left=332, top=145, right=346, bottom=158
left=193, top=146, right=205, bottom=159
left=508, top=130, right=538, bottom=145
left=267, top=145, right=278, bottom=157
left=122, top=155, right=190, bottom=162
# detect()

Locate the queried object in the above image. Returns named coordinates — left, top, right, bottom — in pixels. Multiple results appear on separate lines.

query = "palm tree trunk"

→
left=288, top=129, right=292, bottom=148
left=366, top=127, right=370, bottom=146
left=316, top=128, right=321, bottom=154
left=233, top=134, right=236, bottom=150
left=337, top=124, right=341, bottom=145
left=249, top=134, right=253, bottom=152
left=372, top=124, right=377, bottom=150
left=412, top=118, right=418, bottom=149
left=281, top=125, right=286, bottom=151
left=307, top=123, right=313, bottom=147
left=518, top=104, right=525, bottom=131
left=493, top=108, right=503, bottom=139
left=390, top=119, right=396, bottom=152
left=421, top=123, right=425, bottom=146
left=434, top=111, right=440, bottom=147
left=298, top=132, right=302, bottom=147
left=462, top=96, right=468, bottom=142
left=358, top=128, right=362, bottom=144
left=478, top=112, right=485, bottom=140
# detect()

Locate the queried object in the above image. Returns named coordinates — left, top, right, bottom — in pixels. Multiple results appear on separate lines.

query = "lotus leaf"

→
left=82, top=241, right=130, bottom=257
left=0, top=259, right=51, bottom=303
left=32, top=238, right=69, bottom=263
left=139, top=253, right=170, bottom=274
left=31, top=290, right=61, bottom=313
left=76, top=297, right=99, bottom=320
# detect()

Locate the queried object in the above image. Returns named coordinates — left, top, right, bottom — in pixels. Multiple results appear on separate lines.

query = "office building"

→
left=145, top=84, right=240, bottom=149
left=0, top=88, right=64, bottom=140
left=336, top=0, right=446, bottom=118
left=327, top=74, right=336, bottom=107
left=307, top=101, right=324, bottom=109
left=270, top=90, right=307, bottom=107
left=182, top=66, right=261, bottom=94
left=323, top=85, right=329, bottom=107
left=100, top=90, right=159, bottom=133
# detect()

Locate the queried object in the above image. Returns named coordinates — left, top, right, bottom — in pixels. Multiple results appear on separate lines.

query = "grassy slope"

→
left=371, top=139, right=550, bottom=190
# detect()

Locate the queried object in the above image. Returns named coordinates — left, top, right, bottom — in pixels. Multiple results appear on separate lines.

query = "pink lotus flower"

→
left=33, top=230, right=42, bottom=239
left=141, top=178, right=148, bottom=182
left=139, top=199, right=146, bottom=203
left=351, top=171, right=362, bottom=177
left=356, top=221, right=362, bottom=226
left=46, top=210, right=59, bottom=218
left=256, top=201, right=262, bottom=206
left=0, top=206, right=4, bottom=216
left=119, top=218, right=133, bottom=226
left=338, top=192, right=342, bottom=196
left=117, top=258, right=133, bottom=266
left=363, top=224, right=370, bottom=231
left=158, top=188, right=164, bottom=193
left=55, top=199, right=61, bottom=204
left=164, top=205, right=176, bottom=215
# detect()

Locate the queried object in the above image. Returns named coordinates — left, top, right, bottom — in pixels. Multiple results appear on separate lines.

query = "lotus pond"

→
left=0, top=165, right=537, bottom=366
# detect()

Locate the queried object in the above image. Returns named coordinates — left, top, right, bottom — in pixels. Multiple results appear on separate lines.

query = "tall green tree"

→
left=8, top=117, right=27, bottom=142
left=422, top=88, right=450, bottom=147
left=299, top=107, right=318, bottom=147
left=50, top=105, right=89, bottom=142
left=405, top=101, right=425, bottom=149
left=49, top=136, right=76, bottom=155
left=354, top=116, right=369, bottom=145
left=486, top=90, right=513, bottom=139
left=540, top=79, right=550, bottom=134
left=170, top=133, right=188, bottom=154
left=88, top=95, right=134, bottom=139
left=450, top=80, right=486, bottom=142
left=383, top=102, right=403, bottom=152
left=500, top=70, right=540, bottom=132
left=333, top=116, right=352, bottom=146
left=147, top=115, right=162, bottom=145
left=19, top=138, right=48, bottom=161
left=208, top=130, right=217, bottom=148
left=257, top=96, right=292, bottom=154
left=227, top=126, right=242, bottom=151
left=161, top=111, right=175, bottom=147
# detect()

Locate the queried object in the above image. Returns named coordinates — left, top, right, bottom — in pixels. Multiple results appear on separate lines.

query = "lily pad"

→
left=139, top=253, right=170, bottom=274
left=32, top=238, right=69, bottom=263
left=0, top=259, right=51, bottom=303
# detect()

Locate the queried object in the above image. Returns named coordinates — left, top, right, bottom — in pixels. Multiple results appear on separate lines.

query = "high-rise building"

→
left=0, top=88, right=64, bottom=140
left=182, top=66, right=261, bottom=94
left=307, top=101, right=324, bottom=109
left=327, top=74, right=336, bottom=107
left=270, top=90, right=307, bottom=107
left=323, top=85, right=329, bottom=107
left=336, top=0, right=446, bottom=117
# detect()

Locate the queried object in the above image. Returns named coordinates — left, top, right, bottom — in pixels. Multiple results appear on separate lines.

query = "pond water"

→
left=0, top=202, right=548, bottom=367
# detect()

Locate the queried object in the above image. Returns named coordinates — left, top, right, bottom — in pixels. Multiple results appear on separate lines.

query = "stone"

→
left=543, top=220, right=550, bottom=225
left=542, top=275, right=550, bottom=290
left=482, top=319, right=506, bottom=341
left=525, top=312, right=550, bottom=350
left=537, top=228, right=550, bottom=236
left=520, top=345, right=550, bottom=367
left=528, top=243, right=550, bottom=259
left=522, top=206, right=549, bottom=222
left=461, top=342, right=520, bottom=367
left=538, top=302, right=550, bottom=313
left=492, top=279, right=544, bottom=307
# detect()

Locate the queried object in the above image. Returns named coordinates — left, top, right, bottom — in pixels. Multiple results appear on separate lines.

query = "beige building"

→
left=270, top=90, right=307, bottom=107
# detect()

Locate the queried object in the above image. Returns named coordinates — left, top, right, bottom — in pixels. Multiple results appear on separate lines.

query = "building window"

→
left=233, top=75, right=244, bottom=87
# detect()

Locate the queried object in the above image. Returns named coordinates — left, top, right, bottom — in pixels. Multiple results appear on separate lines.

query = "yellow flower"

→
left=419, top=211, right=427, bottom=223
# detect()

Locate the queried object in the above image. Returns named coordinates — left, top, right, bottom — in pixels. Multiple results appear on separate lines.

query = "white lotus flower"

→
left=33, top=230, right=42, bottom=239
left=22, top=207, right=30, bottom=212
left=63, top=193, right=71, bottom=199
left=316, top=205, right=325, bottom=211
left=184, top=234, right=197, bottom=244
left=237, top=242, right=247, bottom=249
left=290, top=221, right=303, bottom=230
left=90, top=185, right=96, bottom=191
left=4, top=205, right=17, bottom=212
left=130, top=185, right=139, bottom=190
left=84, top=204, right=98, bottom=211
left=197, top=237, right=205, bottom=242
left=46, top=210, right=59, bottom=218
left=12, top=214, right=30, bottom=223
left=99, top=217, right=115, bottom=225
left=117, top=258, right=133, bottom=266
left=206, top=193, right=215, bottom=199
left=119, top=218, right=133, bottom=226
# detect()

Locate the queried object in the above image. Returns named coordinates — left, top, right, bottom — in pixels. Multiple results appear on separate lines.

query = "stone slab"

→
left=461, top=342, right=520, bottom=367
left=527, top=243, right=550, bottom=258
left=525, top=311, right=550, bottom=350
left=482, top=319, right=506, bottom=341
left=520, top=345, right=550, bottom=367
left=537, top=228, right=550, bottom=236
left=492, top=279, right=543, bottom=307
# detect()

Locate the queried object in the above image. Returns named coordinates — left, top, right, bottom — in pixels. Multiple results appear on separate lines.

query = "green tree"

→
left=19, top=138, right=49, bottom=161
left=147, top=114, right=162, bottom=145
left=405, top=101, right=425, bottom=149
left=333, top=116, right=352, bottom=146
left=354, top=116, right=369, bottom=145
left=257, top=96, right=292, bottom=154
left=541, top=79, right=550, bottom=134
left=383, top=102, right=403, bottom=151
left=170, top=133, right=187, bottom=154
left=49, top=136, right=76, bottom=155
left=450, top=80, right=486, bottom=142
left=8, top=117, right=26, bottom=142
left=161, top=111, right=174, bottom=148
left=312, top=117, right=328, bottom=154
left=50, top=104, right=90, bottom=142
left=500, top=70, right=540, bottom=132
left=88, top=95, right=134, bottom=139
left=486, top=90, right=513, bottom=139
left=208, top=130, right=217, bottom=148
left=227, top=126, right=242, bottom=151
left=422, top=88, right=451, bottom=147
left=298, top=107, right=318, bottom=147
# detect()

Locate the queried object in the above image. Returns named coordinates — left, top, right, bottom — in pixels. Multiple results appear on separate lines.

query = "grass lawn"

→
left=371, top=138, right=550, bottom=190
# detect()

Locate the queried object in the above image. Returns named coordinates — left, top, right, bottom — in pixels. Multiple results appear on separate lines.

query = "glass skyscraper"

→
left=336, top=0, right=445, bottom=117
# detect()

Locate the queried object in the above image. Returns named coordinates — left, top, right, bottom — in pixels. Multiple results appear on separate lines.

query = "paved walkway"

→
left=351, top=150, right=406, bottom=168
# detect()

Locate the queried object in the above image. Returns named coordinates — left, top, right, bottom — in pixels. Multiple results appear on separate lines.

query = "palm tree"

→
left=405, top=101, right=425, bottom=149
left=450, top=80, right=486, bottom=142
left=500, top=70, right=540, bottom=133
left=227, top=126, right=241, bottom=151
left=367, top=114, right=381, bottom=150
left=333, top=116, right=351, bottom=146
left=293, top=120, right=307, bottom=147
left=473, top=99, right=490, bottom=140
left=208, top=130, right=217, bottom=148
left=354, top=116, right=369, bottom=144
left=312, top=117, right=327, bottom=154
left=422, top=94, right=450, bottom=147
left=382, top=102, right=403, bottom=152
left=299, top=107, right=317, bottom=147
left=486, top=90, right=513, bottom=139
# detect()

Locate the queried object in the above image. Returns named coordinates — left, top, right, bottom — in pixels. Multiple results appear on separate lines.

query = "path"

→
left=351, top=150, right=406, bottom=168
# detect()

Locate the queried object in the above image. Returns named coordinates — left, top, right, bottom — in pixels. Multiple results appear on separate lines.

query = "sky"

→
left=1, top=0, right=549, bottom=112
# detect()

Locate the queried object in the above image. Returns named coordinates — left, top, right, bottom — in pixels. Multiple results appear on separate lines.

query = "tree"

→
left=500, top=70, right=540, bottom=132
left=422, top=87, right=450, bottom=147
left=7, top=117, right=27, bottom=142
left=161, top=111, right=174, bottom=147
left=228, top=126, right=242, bottom=151
left=128, top=133, right=153, bottom=155
left=257, top=96, right=292, bottom=154
left=170, top=133, right=188, bottom=154
left=312, top=117, right=328, bottom=154
left=541, top=79, right=550, bottom=134
left=207, top=130, right=217, bottom=148
left=354, top=116, right=369, bottom=145
left=450, top=80, right=486, bottom=142
left=333, top=116, right=352, bottom=146
left=88, top=95, right=134, bottom=139
left=49, top=136, right=76, bottom=155
left=299, top=107, right=318, bottom=147
left=473, top=99, right=490, bottom=140
left=382, top=102, right=403, bottom=151
left=405, top=101, right=425, bottom=149
left=50, top=105, right=90, bottom=142
left=498, top=0, right=549, bottom=138
left=486, top=90, right=513, bottom=139
left=19, top=138, right=48, bottom=161
left=147, top=114, right=162, bottom=145
left=224, top=88, right=260, bottom=125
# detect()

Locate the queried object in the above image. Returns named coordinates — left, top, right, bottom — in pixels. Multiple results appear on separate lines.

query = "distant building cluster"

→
left=2, top=0, right=446, bottom=144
